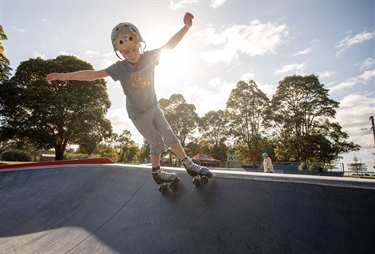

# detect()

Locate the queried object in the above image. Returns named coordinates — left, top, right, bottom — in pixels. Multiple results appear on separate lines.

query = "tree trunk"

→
left=55, top=139, right=68, bottom=160
left=55, top=147, right=64, bottom=160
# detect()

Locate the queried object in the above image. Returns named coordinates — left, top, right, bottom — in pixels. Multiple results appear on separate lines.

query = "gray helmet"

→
left=111, top=22, right=143, bottom=51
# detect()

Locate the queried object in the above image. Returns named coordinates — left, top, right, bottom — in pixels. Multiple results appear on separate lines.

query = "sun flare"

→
left=155, top=46, right=194, bottom=97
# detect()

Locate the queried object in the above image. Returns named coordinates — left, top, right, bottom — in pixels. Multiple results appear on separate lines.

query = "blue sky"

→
left=1, top=0, right=374, bottom=170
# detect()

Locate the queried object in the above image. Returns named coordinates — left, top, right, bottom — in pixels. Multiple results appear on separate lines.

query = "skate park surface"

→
left=1, top=160, right=375, bottom=254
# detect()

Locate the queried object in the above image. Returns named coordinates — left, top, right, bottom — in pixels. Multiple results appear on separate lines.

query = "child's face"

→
left=120, top=43, right=141, bottom=64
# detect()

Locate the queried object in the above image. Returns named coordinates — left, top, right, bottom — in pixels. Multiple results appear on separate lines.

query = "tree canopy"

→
left=0, top=55, right=112, bottom=160
left=272, top=74, right=360, bottom=164
left=0, top=25, right=11, bottom=80
left=159, top=94, right=200, bottom=147
left=226, top=80, right=272, bottom=163
left=200, top=110, right=228, bottom=161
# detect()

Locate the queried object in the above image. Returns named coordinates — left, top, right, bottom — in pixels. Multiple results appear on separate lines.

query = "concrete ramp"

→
left=1, top=164, right=374, bottom=254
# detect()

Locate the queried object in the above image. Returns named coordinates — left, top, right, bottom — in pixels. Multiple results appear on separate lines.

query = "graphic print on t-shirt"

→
left=128, top=71, right=152, bottom=89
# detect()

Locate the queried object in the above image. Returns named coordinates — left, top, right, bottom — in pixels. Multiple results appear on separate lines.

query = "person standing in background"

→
left=262, top=153, right=274, bottom=173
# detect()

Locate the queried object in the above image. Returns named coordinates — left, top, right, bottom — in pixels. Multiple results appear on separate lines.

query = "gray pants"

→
left=132, top=107, right=179, bottom=155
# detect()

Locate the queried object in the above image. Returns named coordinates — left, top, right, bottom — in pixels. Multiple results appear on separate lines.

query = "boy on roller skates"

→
left=46, top=12, right=212, bottom=191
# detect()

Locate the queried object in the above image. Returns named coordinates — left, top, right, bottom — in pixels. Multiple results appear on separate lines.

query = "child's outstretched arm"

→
left=162, top=12, right=194, bottom=51
left=46, top=70, right=108, bottom=81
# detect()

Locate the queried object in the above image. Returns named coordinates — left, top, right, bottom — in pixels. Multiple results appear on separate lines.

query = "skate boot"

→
left=181, top=157, right=213, bottom=186
left=152, top=166, right=180, bottom=192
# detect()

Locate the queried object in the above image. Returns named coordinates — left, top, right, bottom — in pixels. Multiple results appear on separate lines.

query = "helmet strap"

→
left=115, top=51, right=123, bottom=60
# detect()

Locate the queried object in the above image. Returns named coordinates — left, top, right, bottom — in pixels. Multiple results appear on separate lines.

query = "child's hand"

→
left=46, top=73, right=63, bottom=81
left=183, top=12, right=194, bottom=29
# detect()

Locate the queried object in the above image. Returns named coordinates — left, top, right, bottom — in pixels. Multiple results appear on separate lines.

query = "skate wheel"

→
left=206, top=172, right=213, bottom=178
left=192, top=178, right=200, bottom=186
left=159, top=183, right=168, bottom=193
left=169, top=182, right=178, bottom=190
left=201, top=177, right=209, bottom=184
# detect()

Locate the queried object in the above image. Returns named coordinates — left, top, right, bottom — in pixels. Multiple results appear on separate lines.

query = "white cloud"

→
left=41, top=18, right=52, bottom=27
left=336, top=95, right=374, bottom=145
left=190, top=84, right=233, bottom=116
left=13, top=25, right=25, bottom=33
left=106, top=77, right=122, bottom=90
left=336, top=31, right=375, bottom=57
left=292, top=47, right=311, bottom=57
left=169, top=0, right=198, bottom=10
left=210, top=0, right=226, bottom=8
left=197, top=20, right=288, bottom=63
left=240, top=71, right=255, bottom=82
left=258, top=82, right=276, bottom=100
left=33, top=50, right=45, bottom=59
left=169, top=77, right=234, bottom=116
left=328, top=77, right=357, bottom=94
left=358, top=58, right=375, bottom=71
left=329, top=68, right=375, bottom=94
left=274, top=63, right=306, bottom=75
left=58, top=50, right=72, bottom=56
left=99, top=52, right=117, bottom=70
left=336, top=95, right=375, bottom=170
left=338, top=95, right=374, bottom=114
left=84, top=50, right=100, bottom=58
left=168, top=0, right=224, bottom=9
left=208, top=76, right=225, bottom=89
left=199, top=47, right=238, bottom=63
left=317, top=71, right=335, bottom=78
left=358, top=69, right=375, bottom=82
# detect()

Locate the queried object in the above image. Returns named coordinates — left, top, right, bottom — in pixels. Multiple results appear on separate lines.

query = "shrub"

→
left=0, top=150, right=32, bottom=162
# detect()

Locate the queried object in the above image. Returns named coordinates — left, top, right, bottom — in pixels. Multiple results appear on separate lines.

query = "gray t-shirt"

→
left=105, top=49, right=160, bottom=119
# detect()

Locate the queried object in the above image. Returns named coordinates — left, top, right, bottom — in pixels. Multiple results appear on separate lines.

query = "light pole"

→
left=370, top=116, right=375, bottom=148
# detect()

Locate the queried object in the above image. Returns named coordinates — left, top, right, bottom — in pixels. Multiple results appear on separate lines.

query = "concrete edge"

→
left=1, top=162, right=374, bottom=190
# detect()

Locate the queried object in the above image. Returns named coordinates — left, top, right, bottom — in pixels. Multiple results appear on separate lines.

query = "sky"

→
left=1, top=0, right=374, bottom=171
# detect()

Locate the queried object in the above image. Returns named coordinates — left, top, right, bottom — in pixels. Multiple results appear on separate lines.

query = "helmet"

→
left=111, top=22, right=143, bottom=51
left=262, top=153, right=268, bottom=157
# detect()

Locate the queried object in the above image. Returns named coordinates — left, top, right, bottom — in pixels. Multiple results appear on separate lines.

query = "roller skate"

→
left=152, top=166, right=180, bottom=193
left=181, top=157, right=213, bottom=186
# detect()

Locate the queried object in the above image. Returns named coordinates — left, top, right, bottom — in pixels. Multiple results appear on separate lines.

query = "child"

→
left=46, top=12, right=212, bottom=187
left=262, top=153, right=274, bottom=173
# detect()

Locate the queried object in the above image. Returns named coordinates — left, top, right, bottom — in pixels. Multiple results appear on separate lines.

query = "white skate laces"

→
left=182, top=157, right=209, bottom=174
left=152, top=166, right=176, bottom=183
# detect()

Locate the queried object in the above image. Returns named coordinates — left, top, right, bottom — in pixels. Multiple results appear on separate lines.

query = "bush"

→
left=64, top=153, right=90, bottom=160
left=0, top=150, right=32, bottom=162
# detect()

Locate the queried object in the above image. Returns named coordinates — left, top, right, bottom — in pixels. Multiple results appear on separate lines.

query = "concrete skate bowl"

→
left=1, top=164, right=374, bottom=254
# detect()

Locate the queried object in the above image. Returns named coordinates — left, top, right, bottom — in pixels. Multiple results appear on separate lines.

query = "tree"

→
left=96, top=144, right=118, bottom=162
left=200, top=110, right=228, bottom=161
left=201, top=110, right=227, bottom=147
left=185, top=139, right=200, bottom=157
left=0, top=55, right=112, bottom=160
left=347, top=156, right=367, bottom=175
left=272, top=74, right=359, bottom=165
left=159, top=94, right=201, bottom=147
left=225, top=80, right=271, bottom=163
left=114, top=130, right=139, bottom=163
left=158, top=94, right=200, bottom=166
left=138, top=139, right=150, bottom=163
left=0, top=25, right=11, bottom=81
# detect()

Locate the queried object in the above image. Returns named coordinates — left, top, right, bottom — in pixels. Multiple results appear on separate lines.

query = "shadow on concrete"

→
left=1, top=164, right=374, bottom=253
